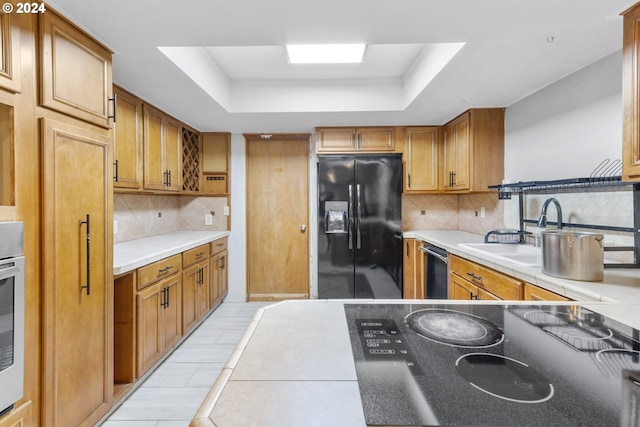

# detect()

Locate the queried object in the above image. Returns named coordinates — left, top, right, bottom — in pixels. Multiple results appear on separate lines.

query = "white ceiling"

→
left=48, top=0, right=638, bottom=133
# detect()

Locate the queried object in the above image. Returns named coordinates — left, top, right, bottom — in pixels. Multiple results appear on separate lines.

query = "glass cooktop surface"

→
left=344, top=303, right=640, bottom=427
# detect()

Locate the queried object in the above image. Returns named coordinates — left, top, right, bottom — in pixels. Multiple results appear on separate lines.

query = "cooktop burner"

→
left=455, top=353, right=554, bottom=404
left=344, top=303, right=640, bottom=427
left=405, top=308, right=504, bottom=348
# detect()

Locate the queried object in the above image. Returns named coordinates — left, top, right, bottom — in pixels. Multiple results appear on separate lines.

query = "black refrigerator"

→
left=318, top=154, right=403, bottom=299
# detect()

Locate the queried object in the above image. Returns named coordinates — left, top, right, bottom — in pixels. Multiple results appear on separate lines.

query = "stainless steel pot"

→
left=541, top=230, right=604, bottom=281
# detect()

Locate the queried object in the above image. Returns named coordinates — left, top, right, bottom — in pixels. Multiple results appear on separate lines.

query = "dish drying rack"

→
left=487, top=159, right=640, bottom=269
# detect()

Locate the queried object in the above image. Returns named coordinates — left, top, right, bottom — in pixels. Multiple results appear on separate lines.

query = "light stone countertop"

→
left=403, top=229, right=640, bottom=328
left=113, top=230, right=230, bottom=276
left=190, top=299, right=639, bottom=427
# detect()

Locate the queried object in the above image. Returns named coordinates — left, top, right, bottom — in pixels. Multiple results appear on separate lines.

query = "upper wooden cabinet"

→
left=404, top=127, right=441, bottom=193
left=316, top=127, right=395, bottom=153
left=143, top=104, right=182, bottom=192
left=623, top=4, right=640, bottom=181
left=202, top=132, right=231, bottom=195
left=0, top=13, right=21, bottom=93
left=442, top=108, right=504, bottom=192
left=114, top=86, right=143, bottom=190
left=40, top=10, right=113, bottom=128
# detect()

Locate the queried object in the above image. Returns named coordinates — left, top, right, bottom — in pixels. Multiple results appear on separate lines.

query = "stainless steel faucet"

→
left=537, top=198, right=563, bottom=229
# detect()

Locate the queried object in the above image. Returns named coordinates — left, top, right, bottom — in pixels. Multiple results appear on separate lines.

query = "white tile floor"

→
left=100, top=301, right=270, bottom=427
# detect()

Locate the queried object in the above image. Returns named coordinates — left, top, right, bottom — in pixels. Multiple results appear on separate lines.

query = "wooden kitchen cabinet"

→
left=449, top=254, right=523, bottom=300
left=113, top=86, right=143, bottom=190
left=622, top=4, right=640, bottom=181
left=202, top=132, right=231, bottom=195
left=182, top=244, right=211, bottom=335
left=143, top=104, right=182, bottom=192
left=404, top=127, right=441, bottom=193
left=137, top=273, right=182, bottom=377
left=315, top=127, right=395, bottom=153
left=402, top=239, right=425, bottom=299
left=210, top=238, right=229, bottom=309
left=0, top=13, right=21, bottom=93
left=41, top=118, right=113, bottom=427
left=523, top=282, right=571, bottom=301
left=442, top=108, right=504, bottom=192
left=40, top=9, right=113, bottom=128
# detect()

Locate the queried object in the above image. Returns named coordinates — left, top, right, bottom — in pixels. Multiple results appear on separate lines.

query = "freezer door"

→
left=318, top=157, right=355, bottom=298
left=354, top=156, right=403, bottom=298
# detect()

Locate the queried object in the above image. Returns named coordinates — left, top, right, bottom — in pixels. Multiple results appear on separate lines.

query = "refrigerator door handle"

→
left=356, top=184, right=362, bottom=249
left=348, top=185, right=354, bottom=250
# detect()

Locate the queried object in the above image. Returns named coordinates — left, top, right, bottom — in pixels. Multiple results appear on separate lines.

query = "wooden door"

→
left=449, top=274, right=478, bottom=300
left=402, top=239, right=417, bottom=299
left=136, top=282, right=162, bottom=377
left=162, top=276, right=182, bottom=349
left=443, top=114, right=470, bottom=191
left=218, top=250, right=228, bottom=299
left=182, top=264, right=199, bottom=334
left=246, top=134, right=310, bottom=300
left=143, top=104, right=165, bottom=190
left=209, top=253, right=221, bottom=308
left=165, top=117, right=182, bottom=191
left=42, top=118, right=112, bottom=427
left=196, top=261, right=210, bottom=319
left=114, top=87, right=143, bottom=190
left=40, top=10, right=112, bottom=128
left=623, top=5, right=640, bottom=181
left=405, top=127, right=440, bottom=192
left=315, top=128, right=356, bottom=152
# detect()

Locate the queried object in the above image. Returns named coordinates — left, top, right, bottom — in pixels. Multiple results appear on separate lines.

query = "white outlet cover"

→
left=205, top=214, right=213, bottom=225
left=113, top=220, right=118, bottom=234
left=224, top=206, right=230, bottom=216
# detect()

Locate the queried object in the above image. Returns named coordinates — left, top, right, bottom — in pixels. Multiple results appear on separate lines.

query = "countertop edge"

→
left=114, top=231, right=230, bottom=276
left=404, top=229, right=640, bottom=305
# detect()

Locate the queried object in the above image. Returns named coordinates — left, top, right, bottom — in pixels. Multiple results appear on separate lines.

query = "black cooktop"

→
left=344, top=303, right=640, bottom=427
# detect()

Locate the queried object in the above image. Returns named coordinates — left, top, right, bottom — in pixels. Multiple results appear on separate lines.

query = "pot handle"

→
left=569, top=234, right=604, bottom=249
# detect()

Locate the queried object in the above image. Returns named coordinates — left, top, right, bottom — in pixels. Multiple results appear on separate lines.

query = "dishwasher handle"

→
left=418, top=246, right=448, bottom=264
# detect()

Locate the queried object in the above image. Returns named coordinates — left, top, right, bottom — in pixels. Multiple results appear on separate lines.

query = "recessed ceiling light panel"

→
left=286, top=44, right=366, bottom=64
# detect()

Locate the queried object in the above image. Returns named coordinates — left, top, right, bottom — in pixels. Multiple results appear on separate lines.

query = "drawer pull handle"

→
left=470, top=292, right=478, bottom=300
left=466, top=272, right=482, bottom=281
left=158, top=266, right=173, bottom=274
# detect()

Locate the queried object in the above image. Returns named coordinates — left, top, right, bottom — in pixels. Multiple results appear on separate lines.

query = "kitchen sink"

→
left=458, top=243, right=542, bottom=267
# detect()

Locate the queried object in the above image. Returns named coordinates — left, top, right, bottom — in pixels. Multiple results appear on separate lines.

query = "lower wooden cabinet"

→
left=402, top=239, right=425, bottom=299
left=449, top=254, right=522, bottom=300
left=210, top=242, right=228, bottom=309
left=137, top=274, right=182, bottom=377
left=182, top=259, right=210, bottom=335
left=523, top=283, right=571, bottom=301
left=0, top=401, right=32, bottom=427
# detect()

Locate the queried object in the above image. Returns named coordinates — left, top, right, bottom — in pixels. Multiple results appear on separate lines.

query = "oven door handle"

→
left=418, top=246, right=448, bottom=264
left=0, top=264, right=19, bottom=281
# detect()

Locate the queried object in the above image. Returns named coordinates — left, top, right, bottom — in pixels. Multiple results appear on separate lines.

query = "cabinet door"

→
left=443, top=115, right=470, bottom=191
left=114, top=87, right=143, bottom=190
left=41, top=118, right=112, bottom=427
left=143, top=104, right=166, bottom=190
left=40, top=10, right=113, bottom=128
left=402, top=239, right=417, bottom=299
left=623, top=5, right=640, bottom=181
left=182, top=264, right=199, bottom=335
left=357, top=127, right=395, bottom=151
left=478, top=287, right=501, bottom=300
left=316, top=128, right=357, bottom=152
left=197, top=262, right=211, bottom=319
left=0, top=13, right=21, bottom=93
left=137, top=282, right=163, bottom=377
left=218, top=250, right=228, bottom=299
left=162, top=276, right=182, bottom=349
left=449, top=274, right=478, bottom=300
left=165, top=117, right=182, bottom=191
left=405, top=127, right=440, bottom=192
left=523, top=283, right=570, bottom=301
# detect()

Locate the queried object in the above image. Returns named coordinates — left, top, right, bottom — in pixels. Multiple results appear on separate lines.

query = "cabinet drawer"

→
left=183, top=244, right=210, bottom=268
left=210, top=237, right=228, bottom=255
left=523, top=283, right=571, bottom=301
left=138, top=254, right=182, bottom=290
left=450, top=255, right=522, bottom=300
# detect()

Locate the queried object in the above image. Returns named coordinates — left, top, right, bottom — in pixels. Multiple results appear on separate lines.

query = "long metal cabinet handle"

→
left=356, top=184, right=362, bottom=249
left=417, top=245, right=448, bottom=264
left=348, top=184, right=354, bottom=250
left=80, top=214, right=91, bottom=296
left=114, top=160, right=119, bottom=182
left=108, top=93, right=117, bottom=123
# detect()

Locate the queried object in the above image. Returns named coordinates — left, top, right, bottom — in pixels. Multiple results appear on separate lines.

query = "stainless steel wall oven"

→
left=0, top=222, right=24, bottom=416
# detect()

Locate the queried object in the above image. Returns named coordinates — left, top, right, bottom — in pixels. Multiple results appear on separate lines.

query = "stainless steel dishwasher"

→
left=418, top=244, right=448, bottom=299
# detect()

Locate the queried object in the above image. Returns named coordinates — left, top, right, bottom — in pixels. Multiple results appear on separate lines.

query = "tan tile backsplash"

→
left=114, top=194, right=229, bottom=243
